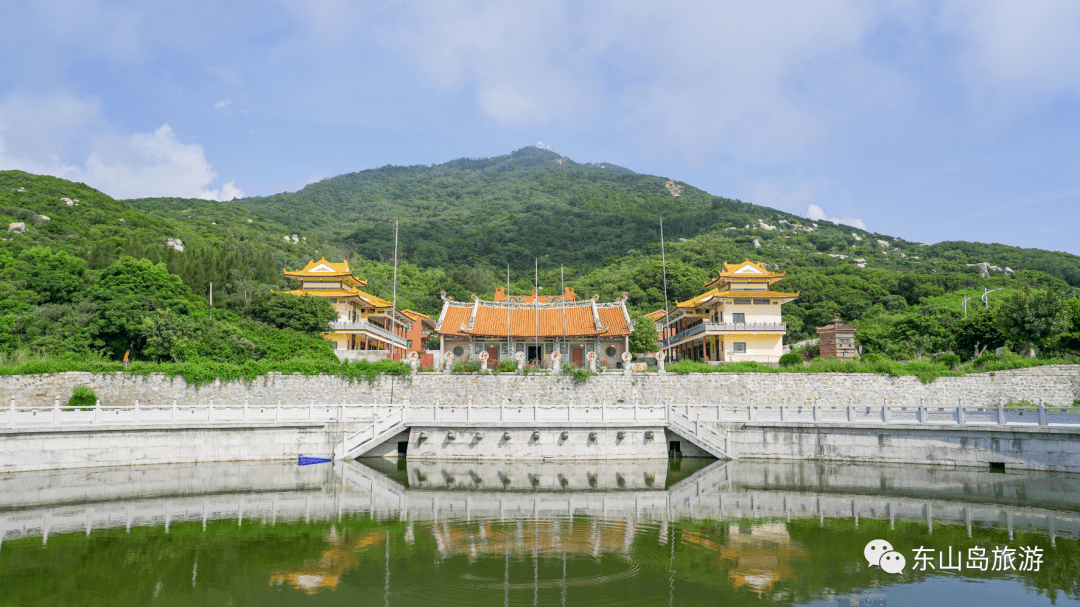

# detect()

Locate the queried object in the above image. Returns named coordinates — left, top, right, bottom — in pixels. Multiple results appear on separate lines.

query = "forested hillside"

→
left=3, top=145, right=1080, bottom=364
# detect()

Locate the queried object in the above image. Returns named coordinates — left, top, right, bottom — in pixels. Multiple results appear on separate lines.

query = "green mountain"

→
left=3, top=146, right=1079, bottom=360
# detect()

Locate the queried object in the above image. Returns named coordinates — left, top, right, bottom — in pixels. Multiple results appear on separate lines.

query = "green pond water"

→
left=1, top=458, right=1079, bottom=606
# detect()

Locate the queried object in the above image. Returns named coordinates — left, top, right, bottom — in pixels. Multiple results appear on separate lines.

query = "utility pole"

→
left=981, top=287, right=1004, bottom=310
left=660, top=218, right=672, bottom=362
left=390, top=218, right=399, bottom=362
left=961, top=295, right=973, bottom=318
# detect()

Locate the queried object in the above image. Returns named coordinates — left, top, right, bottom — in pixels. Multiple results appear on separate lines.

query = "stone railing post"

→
left=133, top=399, right=140, bottom=424
left=242, top=399, right=248, bottom=423
left=53, top=397, right=60, bottom=426
left=748, top=405, right=756, bottom=422
left=998, top=403, right=1006, bottom=426
left=883, top=399, right=891, bottom=424
left=170, top=399, right=177, bottom=424
left=957, top=398, right=966, bottom=426
left=94, top=397, right=101, bottom=426
left=919, top=398, right=926, bottom=425
left=7, top=399, right=14, bottom=428
left=1039, top=403, right=1047, bottom=427
left=846, top=404, right=853, bottom=423
left=466, top=395, right=472, bottom=422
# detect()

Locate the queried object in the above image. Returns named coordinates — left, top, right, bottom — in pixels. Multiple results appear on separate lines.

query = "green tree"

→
left=994, top=290, right=1068, bottom=355
left=628, top=314, right=658, bottom=353
left=87, top=257, right=196, bottom=359
left=953, top=311, right=1006, bottom=360
left=16, top=247, right=87, bottom=304
left=246, top=292, right=338, bottom=335
left=141, top=309, right=198, bottom=362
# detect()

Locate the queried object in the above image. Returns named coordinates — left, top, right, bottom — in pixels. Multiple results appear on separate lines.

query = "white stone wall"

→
left=405, top=426, right=668, bottom=460
left=0, top=423, right=336, bottom=473
left=720, top=423, right=1080, bottom=472
left=1, top=365, right=1077, bottom=410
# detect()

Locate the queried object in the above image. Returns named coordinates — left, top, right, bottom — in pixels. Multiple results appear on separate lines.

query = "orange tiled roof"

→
left=644, top=309, right=667, bottom=321
left=437, top=295, right=632, bottom=338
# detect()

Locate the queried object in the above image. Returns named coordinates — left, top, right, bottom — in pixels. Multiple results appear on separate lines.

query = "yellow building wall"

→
left=719, top=301, right=783, bottom=324
left=720, top=334, right=783, bottom=357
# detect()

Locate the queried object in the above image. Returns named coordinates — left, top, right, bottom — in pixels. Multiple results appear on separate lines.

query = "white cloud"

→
left=213, top=99, right=232, bottom=111
left=942, top=1, right=1080, bottom=102
left=0, top=90, right=242, bottom=201
left=806, top=204, right=867, bottom=230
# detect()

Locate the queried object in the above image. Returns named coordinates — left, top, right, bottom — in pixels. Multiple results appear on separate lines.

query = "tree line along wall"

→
left=2, top=366, right=1078, bottom=411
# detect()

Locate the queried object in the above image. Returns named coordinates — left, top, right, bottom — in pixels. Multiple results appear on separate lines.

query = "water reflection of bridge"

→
left=2, top=460, right=1079, bottom=548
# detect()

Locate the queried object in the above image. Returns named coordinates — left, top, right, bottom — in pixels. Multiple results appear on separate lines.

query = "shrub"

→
left=66, top=385, right=97, bottom=409
left=451, top=360, right=483, bottom=374
left=936, top=353, right=961, bottom=370
left=779, top=353, right=803, bottom=368
left=564, top=363, right=591, bottom=383
left=496, top=359, right=517, bottom=373
left=859, top=353, right=884, bottom=364
left=973, top=352, right=997, bottom=369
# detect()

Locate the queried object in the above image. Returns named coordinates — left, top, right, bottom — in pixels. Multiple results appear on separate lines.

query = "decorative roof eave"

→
left=715, top=290, right=799, bottom=300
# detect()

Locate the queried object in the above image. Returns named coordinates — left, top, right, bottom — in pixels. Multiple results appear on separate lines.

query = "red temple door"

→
left=486, top=346, right=498, bottom=368
left=572, top=348, right=583, bottom=365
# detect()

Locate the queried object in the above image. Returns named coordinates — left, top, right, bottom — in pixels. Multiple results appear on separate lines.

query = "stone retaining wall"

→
left=3, top=365, right=1078, bottom=409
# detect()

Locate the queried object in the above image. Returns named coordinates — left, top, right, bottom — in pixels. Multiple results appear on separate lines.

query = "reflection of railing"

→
left=329, top=321, right=407, bottom=347
left=660, top=322, right=787, bottom=347
left=3, top=464, right=1078, bottom=543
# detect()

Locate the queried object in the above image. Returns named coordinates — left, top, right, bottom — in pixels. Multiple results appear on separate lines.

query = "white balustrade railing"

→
left=0, top=399, right=400, bottom=429
left=670, top=403, right=1080, bottom=429
left=3, top=400, right=1078, bottom=431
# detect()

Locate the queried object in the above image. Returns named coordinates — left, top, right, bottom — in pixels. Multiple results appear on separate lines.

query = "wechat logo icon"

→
left=865, top=539, right=906, bottom=574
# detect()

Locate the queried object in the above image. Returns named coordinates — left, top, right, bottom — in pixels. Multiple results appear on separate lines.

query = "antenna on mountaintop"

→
left=961, top=295, right=973, bottom=318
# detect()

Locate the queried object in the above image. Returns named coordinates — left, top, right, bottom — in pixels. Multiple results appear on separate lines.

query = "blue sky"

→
left=2, top=1, right=1079, bottom=255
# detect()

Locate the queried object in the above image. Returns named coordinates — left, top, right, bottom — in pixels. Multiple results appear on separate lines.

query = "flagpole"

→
left=507, top=265, right=511, bottom=363
left=660, top=217, right=672, bottom=362
left=535, top=258, right=539, bottom=367
left=390, top=217, right=399, bottom=362
left=560, top=265, right=566, bottom=347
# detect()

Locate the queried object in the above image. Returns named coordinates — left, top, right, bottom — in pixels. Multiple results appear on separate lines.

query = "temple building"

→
left=283, top=258, right=414, bottom=360
left=654, top=260, right=798, bottom=364
left=402, top=309, right=436, bottom=352
left=816, top=316, right=857, bottom=359
left=435, top=287, right=634, bottom=369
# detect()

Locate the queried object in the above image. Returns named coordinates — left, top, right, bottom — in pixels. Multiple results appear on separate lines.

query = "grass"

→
left=0, top=355, right=412, bottom=387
